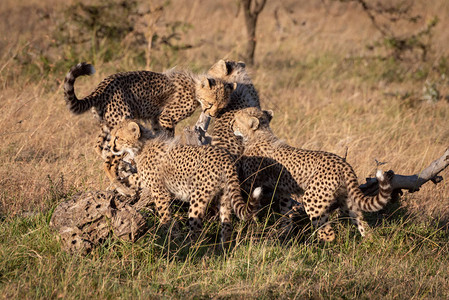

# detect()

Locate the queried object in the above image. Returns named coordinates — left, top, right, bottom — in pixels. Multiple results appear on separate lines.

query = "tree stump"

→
left=50, top=190, right=148, bottom=255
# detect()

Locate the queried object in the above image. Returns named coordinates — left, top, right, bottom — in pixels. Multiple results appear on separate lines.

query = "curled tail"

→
left=63, top=62, right=96, bottom=114
left=347, top=169, right=394, bottom=212
left=224, top=167, right=261, bottom=220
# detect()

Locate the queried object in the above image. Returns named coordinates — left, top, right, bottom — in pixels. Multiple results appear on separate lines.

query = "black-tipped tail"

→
left=63, top=62, right=96, bottom=114
left=353, top=170, right=394, bottom=212
left=232, top=186, right=262, bottom=221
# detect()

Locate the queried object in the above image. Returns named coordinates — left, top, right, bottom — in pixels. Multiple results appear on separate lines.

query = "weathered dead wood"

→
left=50, top=190, right=148, bottom=255
left=360, top=147, right=449, bottom=196
left=183, top=112, right=212, bottom=145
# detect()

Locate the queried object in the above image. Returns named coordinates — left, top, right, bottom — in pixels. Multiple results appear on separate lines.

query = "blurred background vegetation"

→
left=2, top=0, right=448, bottom=86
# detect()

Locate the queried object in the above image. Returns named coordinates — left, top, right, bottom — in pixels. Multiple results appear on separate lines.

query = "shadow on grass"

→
left=46, top=184, right=449, bottom=261
left=365, top=194, right=449, bottom=233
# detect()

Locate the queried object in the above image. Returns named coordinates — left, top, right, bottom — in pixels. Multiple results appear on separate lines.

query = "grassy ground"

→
left=1, top=0, right=448, bottom=298
left=1, top=210, right=448, bottom=298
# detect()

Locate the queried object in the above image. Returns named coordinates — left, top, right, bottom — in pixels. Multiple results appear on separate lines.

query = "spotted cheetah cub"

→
left=208, top=59, right=261, bottom=157
left=232, top=107, right=394, bottom=241
left=63, top=62, right=236, bottom=157
left=208, top=60, right=295, bottom=220
left=110, top=60, right=259, bottom=196
left=109, top=120, right=261, bottom=247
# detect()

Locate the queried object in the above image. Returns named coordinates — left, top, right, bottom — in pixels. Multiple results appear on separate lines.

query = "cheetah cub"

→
left=232, top=107, right=394, bottom=241
left=109, top=120, right=261, bottom=248
left=208, top=59, right=261, bottom=157
left=63, top=62, right=236, bottom=157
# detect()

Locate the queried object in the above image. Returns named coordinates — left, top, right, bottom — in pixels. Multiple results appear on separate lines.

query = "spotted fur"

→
left=63, top=62, right=235, bottom=157
left=109, top=59, right=259, bottom=192
left=208, top=59, right=261, bottom=157
left=208, top=60, right=297, bottom=223
left=233, top=107, right=394, bottom=241
left=108, top=120, right=261, bottom=247
left=111, top=60, right=262, bottom=201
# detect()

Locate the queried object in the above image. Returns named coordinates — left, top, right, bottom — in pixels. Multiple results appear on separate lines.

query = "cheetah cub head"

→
left=110, top=120, right=150, bottom=159
left=196, top=76, right=236, bottom=117
left=208, top=59, right=249, bottom=83
left=232, top=107, right=273, bottom=140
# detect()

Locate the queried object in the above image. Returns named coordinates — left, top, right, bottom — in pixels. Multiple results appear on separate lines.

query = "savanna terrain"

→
left=0, top=0, right=448, bottom=298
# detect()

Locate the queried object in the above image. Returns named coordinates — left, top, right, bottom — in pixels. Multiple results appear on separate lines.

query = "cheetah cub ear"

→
left=127, top=121, right=141, bottom=139
left=216, top=59, right=228, bottom=75
left=248, top=116, right=260, bottom=131
left=263, top=110, right=274, bottom=123
left=228, top=82, right=237, bottom=92
left=200, top=76, right=215, bottom=89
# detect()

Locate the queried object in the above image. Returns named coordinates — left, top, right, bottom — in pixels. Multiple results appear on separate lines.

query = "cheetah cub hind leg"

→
left=95, top=125, right=112, bottom=159
left=219, top=186, right=263, bottom=252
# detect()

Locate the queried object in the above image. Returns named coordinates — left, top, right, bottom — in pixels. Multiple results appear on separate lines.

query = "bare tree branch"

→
left=355, top=0, right=391, bottom=37
left=183, top=112, right=212, bottom=145
left=360, top=147, right=449, bottom=196
left=253, top=0, right=267, bottom=14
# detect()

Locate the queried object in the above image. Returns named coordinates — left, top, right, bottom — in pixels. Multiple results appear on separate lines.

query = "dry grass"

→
left=0, top=0, right=448, bottom=298
left=0, top=0, right=447, bottom=217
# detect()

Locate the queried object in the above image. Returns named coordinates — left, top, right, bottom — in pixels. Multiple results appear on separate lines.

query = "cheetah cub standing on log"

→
left=63, top=62, right=236, bottom=157
left=232, top=107, right=394, bottom=241
left=108, top=120, right=261, bottom=248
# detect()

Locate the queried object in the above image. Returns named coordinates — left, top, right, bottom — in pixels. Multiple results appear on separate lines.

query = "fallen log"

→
left=183, top=112, right=212, bottom=145
left=360, top=147, right=449, bottom=196
left=50, top=190, right=148, bottom=255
